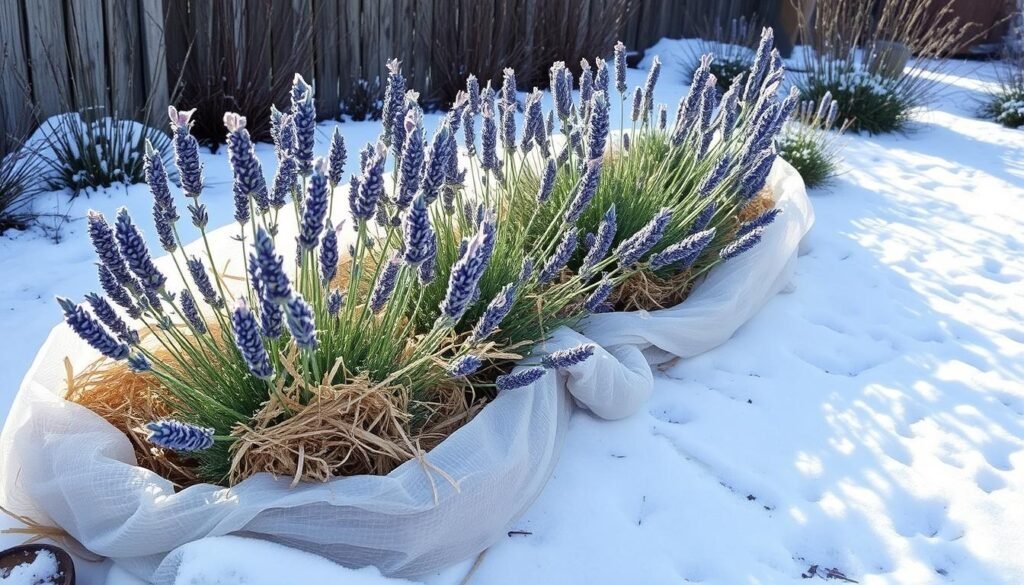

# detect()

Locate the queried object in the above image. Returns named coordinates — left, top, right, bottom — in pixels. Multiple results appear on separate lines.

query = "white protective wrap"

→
left=0, top=161, right=811, bottom=583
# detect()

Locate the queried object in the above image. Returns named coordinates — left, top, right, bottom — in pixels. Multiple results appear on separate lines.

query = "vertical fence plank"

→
left=412, top=0, right=433, bottom=97
left=139, top=0, right=168, bottom=126
left=67, top=0, right=108, bottom=115
left=314, top=0, right=341, bottom=118
left=0, top=0, right=30, bottom=138
left=24, top=0, right=70, bottom=119
left=341, top=0, right=362, bottom=99
left=105, top=0, right=144, bottom=118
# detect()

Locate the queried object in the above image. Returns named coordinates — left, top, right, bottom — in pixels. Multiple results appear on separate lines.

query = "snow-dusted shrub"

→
left=985, top=3, right=1024, bottom=129
left=984, top=83, right=1024, bottom=128
left=0, top=141, right=45, bottom=233
left=796, top=0, right=979, bottom=134
left=342, top=77, right=384, bottom=121
left=682, top=15, right=762, bottom=93
left=55, top=28, right=793, bottom=487
left=39, top=112, right=173, bottom=196
left=778, top=92, right=851, bottom=188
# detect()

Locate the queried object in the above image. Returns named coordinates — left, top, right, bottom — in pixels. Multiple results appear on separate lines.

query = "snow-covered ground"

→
left=2, top=38, right=1023, bottom=584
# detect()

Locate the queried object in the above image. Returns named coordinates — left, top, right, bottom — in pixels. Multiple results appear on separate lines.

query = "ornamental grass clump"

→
left=777, top=93, right=852, bottom=188
left=796, top=0, right=980, bottom=134
left=984, top=6, right=1024, bottom=129
left=683, top=15, right=762, bottom=93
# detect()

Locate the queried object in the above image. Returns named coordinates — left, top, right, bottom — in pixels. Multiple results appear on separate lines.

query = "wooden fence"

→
left=0, top=0, right=762, bottom=140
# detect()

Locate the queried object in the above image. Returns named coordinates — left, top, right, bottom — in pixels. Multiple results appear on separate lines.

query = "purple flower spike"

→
left=584, top=274, right=614, bottom=312
left=145, top=419, right=214, bottom=452
left=144, top=141, right=176, bottom=220
left=320, top=220, right=340, bottom=285
left=396, top=111, right=425, bottom=209
left=640, top=56, right=661, bottom=122
left=270, top=155, right=298, bottom=210
left=58, top=297, right=130, bottom=360
left=231, top=298, right=274, bottom=379
left=496, top=367, right=546, bottom=391
left=539, top=226, right=579, bottom=284
left=541, top=343, right=595, bottom=369
left=613, top=41, right=627, bottom=95
left=648, top=228, right=717, bottom=271
left=97, top=265, right=141, bottom=318
left=153, top=199, right=177, bottom=253
left=186, top=256, right=222, bottom=308
left=382, top=59, right=408, bottom=149
left=291, top=76, right=317, bottom=174
left=616, top=207, right=672, bottom=267
left=298, top=159, right=330, bottom=250
left=115, top=208, right=166, bottom=292
left=178, top=289, right=207, bottom=334
left=440, top=212, right=496, bottom=322
left=353, top=146, right=385, bottom=222
left=536, top=158, right=557, bottom=204
left=285, top=293, right=317, bottom=350
left=128, top=353, right=151, bottom=372
left=420, top=124, right=454, bottom=204
left=580, top=204, right=617, bottom=277
left=253, top=227, right=292, bottom=303
left=551, top=62, right=573, bottom=119
left=447, top=354, right=482, bottom=378
left=403, top=193, right=436, bottom=266
left=168, top=106, right=203, bottom=197
left=87, top=211, right=135, bottom=291
left=564, top=160, right=603, bottom=224
left=586, top=91, right=610, bottom=161
left=737, top=208, right=780, bottom=237
left=471, top=280, right=520, bottom=342
left=327, top=289, right=345, bottom=317
left=328, top=127, right=347, bottom=186
left=224, top=112, right=269, bottom=214
left=720, top=227, right=766, bottom=260
left=742, top=27, right=775, bottom=103
left=369, top=254, right=402, bottom=314
left=84, top=293, right=138, bottom=345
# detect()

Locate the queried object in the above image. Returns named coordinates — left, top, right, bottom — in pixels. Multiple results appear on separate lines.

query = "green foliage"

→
left=984, top=78, right=1024, bottom=129
left=777, top=95, right=851, bottom=188
left=799, top=67, right=910, bottom=135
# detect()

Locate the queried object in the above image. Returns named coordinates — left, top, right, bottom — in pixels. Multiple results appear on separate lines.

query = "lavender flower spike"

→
left=127, top=353, right=151, bottom=372
left=58, top=297, right=130, bottom=360
left=613, top=41, right=627, bottom=95
left=586, top=91, right=610, bottom=160
left=285, top=293, right=318, bottom=350
left=98, top=265, right=141, bottom=318
left=536, top=158, right=557, bottom=204
left=580, top=204, right=617, bottom=277
left=369, top=254, right=402, bottom=314
left=115, top=208, right=166, bottom=292
left=742, top=27, right=775, bottom=103
left=168, top=106, right=203, bottom=197
left=720, top=227, right=765, bottom=260
left=648, top=227, right=717, bottom=271
left=615, top=207, right=672, bottom=267
left=539, top=226, right=579, bottom=284
left=224, top=112, right=269, bottom=214
left=352, top=145, right=385, bottom=222
left=440, top=213, right=496, bottom=322
left=396, top=110, right=425, bottom=209
left=382, top=59, right=407, bottom=149
left=153, top=199, right=177, bottom=253
left=291, top=76, right=317, bottom=174
left=231, top=298, right=274, bottom=379
left=327, top=127, right=347, bottom=186
left=269, top=155, right=298, bottom=210
left=320, top=220, right=340, bottom=285
left=298, top=159, right=330, bottom=250
left=541, top=344, right=595, bottom=369
left=448, top=354, right=483, bottom=378
left=253, top=227, right=292, bottom=303
left=145, top=419, right=214, bottom=452
left=496, top=367, right=546, bottom=391
left=471, top=280, right=519, bottom=342
left=186, top=256, right=223, bottom=308
left=144, top=141, right=175, bottom=219
left=179, top=289, right=207, bottom=334
left=584, top=274, right=614, bottom=312
left=564, top=160, right=603, bottom=224
left=87, top=211, right=135, bottom=290
left=551, top=61, right=573, bottom=119
left=640, top=56, right=661, bottom=122
left=327, top=289, right=345, bottom=317
left=403, top=193, right=436, bottom=266
left=737, top=208, right=781, bottom=237
left=84, top=293, right=138, bottom=345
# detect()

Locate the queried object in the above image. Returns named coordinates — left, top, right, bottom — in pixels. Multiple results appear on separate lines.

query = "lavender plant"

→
left=777, top=93, right=852, bottom=188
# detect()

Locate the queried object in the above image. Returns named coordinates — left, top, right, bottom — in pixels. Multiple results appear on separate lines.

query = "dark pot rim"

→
left=0, top=543, right=76, bottom=585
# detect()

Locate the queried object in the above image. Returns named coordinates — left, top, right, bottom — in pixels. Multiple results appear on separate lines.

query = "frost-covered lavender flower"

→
left=327, top=289, right=345, bottom=317
left=178, top=289, right=207, bottom=334
left=536, top=158, right=557, bottom=204
left=499, top=101, right=517, bottom=152
left=740, top=149, right=775, bottom=200
left=115, top=208, right=166, bottom=292
left=87, top=211, right=135, bottom=290
left=327, top=127, right=347, bottom=186
left=249, top=260, right=283, bottom=338
left=252, top=228, right=291, bottom=303
left=97, top=265, right=141, bottom=318
left=291, top=76, right=317, bottom=174
left=462, top=106, right=476, bottom=155
left=396, top=111, right=425, bottom=209
left=648, top=228, right=716, bottom=270
left=169, top=106, right=203, bottom=197
left=440, top=214, right=496, bottom=322
left=277, top=114, right=297, bottom=160
left=738, top=208, right=780, bottom=236
left=447, top=354, right=482, bottom=378
left=145, top=419, right=214, bottom=452
left=742, top=28, right=774, bottom=103
left=269, top=155, right=298, bottom=210
left=671, top=55, right=712, bottom=145
left=284, top=293, right=318, bottom=350
left=496, top=367, right=545, bottom=391
left=720, top=227, right=765, bottom=260
left=692, top=200, right=717, bottom=232
left=186, top=256, right=222, bottom=308
left=153, top=200, right=177, bottom=253
left=369, top=254, right=402, bottom=314
left=594, top=57, right=610, bottom=95
left=224, top=113, right=269, bottom=213
left=551, top=62, right=573, bottom=119
left=539, top=226, right=578, bottom=284
left=564, top=160, right=602, bottom=224
left=471, top=280, right=519, bottom=342
left=353, top=146, right=385, bottom=222
left=403, top=193, right=436, bottom=266
left=420, top=125, right=453, bottom=203
left=614, top=41, right=627, bottom=95
left=127, top=353, right=151, bottom=372
left=144, top=142, right=175, bottom=219
left=586, top=91, right=609, bottom=160
left=418, top=243, right=436, bottom=285
left=189, top=202, right=209, bottom=229
left=520, top=90, right=544, bottom=152
left=232, top=184, right=250, bottom=225
left=466, top=74, right=481, bottom=114
left=58, top=297, right=130, bottom=360
left=584, top=274, right=613, bottom=312
left=580, top=204, right=616, bottom=277
left=640, top=57, right=661, bottom=122
left=541, top=343, right=595, bottom=369
left=658, top=104, right=668, bottom=131
left=320, top=221, right=339, bottom=285
left=84, top=293, right=138, bottom=345
left=298, top=160, right=330, bottom=250
left=579, top=59, right=594, bottom=108
left=481, top=110, right=500, bottom=175
left=630, top=87, right=643, bottom=122
left=382, top=59, right=407, bottom=149
left=616, top=207, right=672, bottom=266
left=694, top=78, right=718, bottom=158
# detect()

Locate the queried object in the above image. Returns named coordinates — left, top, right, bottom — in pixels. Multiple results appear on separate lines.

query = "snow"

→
left=2, top=38, right=1024, bottom=585
left=0, top=549, right=60, bottom=584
